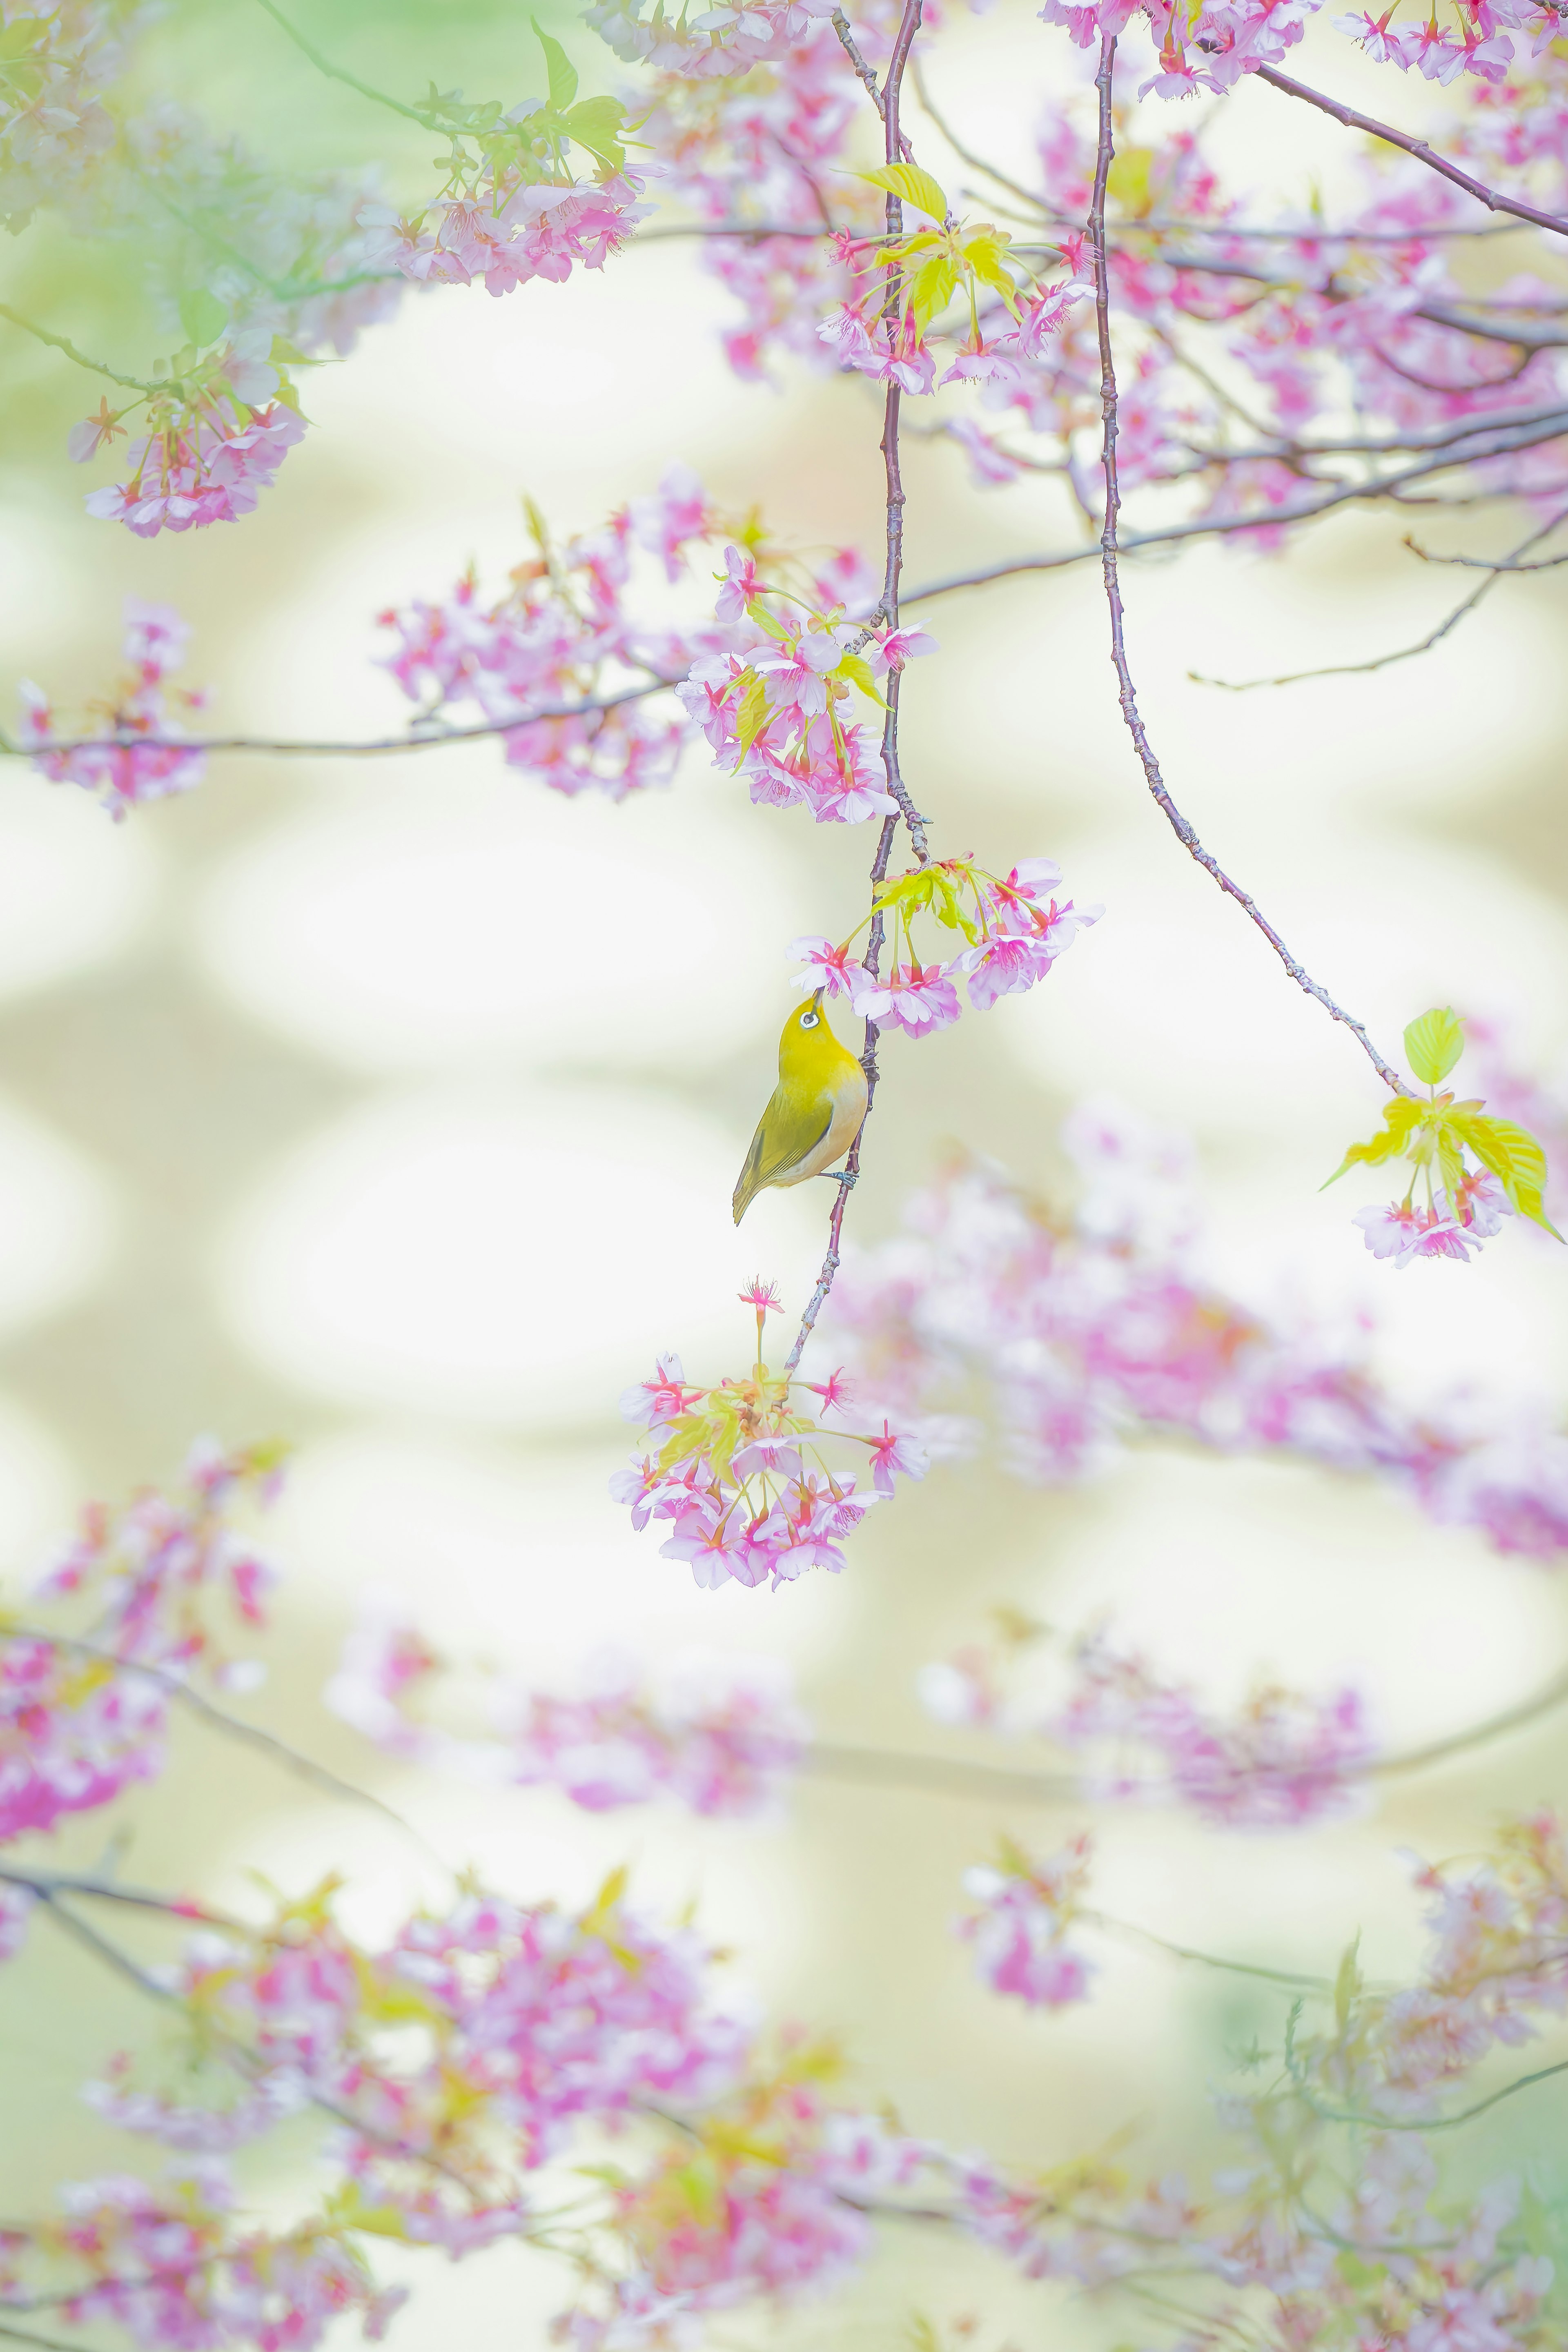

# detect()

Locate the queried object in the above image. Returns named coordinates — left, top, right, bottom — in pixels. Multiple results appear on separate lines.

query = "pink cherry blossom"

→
left=20, top=599, right=207, bottom=817
left=851, top=958, right=962, bottom=1038
left=958, top=1837, right=1097, bottom=2010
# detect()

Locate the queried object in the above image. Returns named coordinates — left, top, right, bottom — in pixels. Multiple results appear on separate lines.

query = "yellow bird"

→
left=733, top=990, right=868, bottom=1225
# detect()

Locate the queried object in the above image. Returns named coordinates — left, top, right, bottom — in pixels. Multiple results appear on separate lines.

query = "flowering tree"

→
left=5, top=0, right=1568, bottom=2343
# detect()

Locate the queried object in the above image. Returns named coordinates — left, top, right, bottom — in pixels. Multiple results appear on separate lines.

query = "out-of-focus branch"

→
left=8, top=1624, right=431, bottom=1848
left=252, top=0, right=432, bottom=125
left=1192, top=505, right=1568, bottom=689
left=904, top=406, right=1568, bottom=603
left=1255, top=63, right=1568, bottom=242
left=1088, top=31, right=1408, bottom=1097
left=0, top=679, right=674, bottom=765
left=0, top=302, right=165, bottom=394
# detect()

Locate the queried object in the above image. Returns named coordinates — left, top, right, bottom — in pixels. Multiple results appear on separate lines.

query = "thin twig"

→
left=0, top=303, right=164, bottom=394
left=831, top=8, right=885, bottom=116
left=0, top=680, right=672, bottom=765
left=0, top=1863, right=232, bottom=1926
left=785, top=0, right=927, bottom=1381
left=1407, top=538, right=1568, bottom=574
left=9, top=1624, right=437, bottom=1855
left=1255, top=64, right=1568, bottom=244
left=1302, top=2056, right=1568, bottom=2134
left=1190, top=505, right=1568, bottom=689
left=252, top=0, right=432, bottom=125
left=30, top=1889, right=480, bottom=2192
left=903, top=408, right=1568, bottom=605
left=1088, top=33, right=1408, bottom=1097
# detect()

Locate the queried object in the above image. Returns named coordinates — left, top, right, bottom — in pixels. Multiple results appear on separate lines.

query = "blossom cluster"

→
left=926, top=1621, right=1379, bottom=1828
left=793, top=852, right=1100, bottom=1036
left=326, top=1607, right=808, bottom=1816
left=824, top=1100, right=1568, bottom=1559
left=675, top=542, right=931, bottom=823
left=958, top=1835, right=1097, bottom=2011
left=18, top=599, right=208, bottom=817
left=378, top=472, right=905, bottom=806
left=0, top=1440, right=279, bottom=1849
left=614, top=1285, right=928, bottom=1591
left=354, top=27, right=646, bottom=295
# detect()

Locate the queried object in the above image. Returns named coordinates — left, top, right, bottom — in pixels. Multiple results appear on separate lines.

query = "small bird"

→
left=733, top=990, right=868, bottom=1225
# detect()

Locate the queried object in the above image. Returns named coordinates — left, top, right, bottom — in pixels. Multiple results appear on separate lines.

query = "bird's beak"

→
left=811, top=987, right=825, bottom=1011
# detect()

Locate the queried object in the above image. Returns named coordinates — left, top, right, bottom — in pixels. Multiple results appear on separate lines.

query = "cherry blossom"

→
left=824, top=1101, right=1568, bottom=1559
left=19, top=599, right=207, bottom=817
left=0, top=1441, right=280, bottom=1845
left=326, top=1608, right=808, bottom=1816
left=613, top=1293, right=927, bottom=1590
left=958, top=1836, right=1098, bottom=2010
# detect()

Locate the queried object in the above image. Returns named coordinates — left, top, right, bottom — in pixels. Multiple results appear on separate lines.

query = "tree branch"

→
left=1190, top=505, right=1568, bottom=690
left=1255, top=63, right=1568, bottom=243
left=0, top=303, right=164, bottom=396
left=7, top=1624, right=437, bottom=1855
left=251, top=0, right=433, bottom=126
left=786, top=0, right=928, bottom=1382
left=1089, top=31, right=1408, bottom=1097
left=0, top=680, right=673, bottom=765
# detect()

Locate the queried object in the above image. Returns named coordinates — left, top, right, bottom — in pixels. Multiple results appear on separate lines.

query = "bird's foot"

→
left=820, top=1170, right=856, bottom=1187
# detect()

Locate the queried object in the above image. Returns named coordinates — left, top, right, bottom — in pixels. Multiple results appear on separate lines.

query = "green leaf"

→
left=1403, top=1005, right=1466, bottom=1087
left=1321, top=1097, right=1425, bottom=1188
left=858, top=162, right=949, bottom=223
left=907, top=253, right=958, bottom=329
left=1450, top=1111, right=1564, bottom=1239
left=732, top=670, right=771, bottom=759
left=831, top=651, right=886, bottom=704
left=533, top=16, right=579, bottom=112
left=0, top=18, right=45, bottom=59
left=177, top=288, right=229, bottom=352
left=1333, top=1931, right=1361, bottom=2032
left=563, top=94, right=627, bottom=168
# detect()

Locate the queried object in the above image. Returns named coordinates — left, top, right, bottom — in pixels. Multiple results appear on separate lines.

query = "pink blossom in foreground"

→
left=824, top=1102, right=1568, bottom=1561
left=82, top=400, right=305, bottom=537
left=326, top=1607, right=808, bottom=1816
left=958, top=1836, right=1096, bottom=2010
left=793, top=853, right=1099, bottom=1045
left=612, top=1304, right=927, bottom=1589
left=19, top=599, right=207, bottom=817
left=0, top=1442, right=280, bottom=1846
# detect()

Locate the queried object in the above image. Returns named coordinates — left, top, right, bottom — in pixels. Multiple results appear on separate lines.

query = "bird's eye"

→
left=800, top=1011, right=820, bottom=1029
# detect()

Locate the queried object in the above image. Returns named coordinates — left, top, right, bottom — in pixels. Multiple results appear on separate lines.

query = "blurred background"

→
left=4, top=0, right=1568, bottom=2341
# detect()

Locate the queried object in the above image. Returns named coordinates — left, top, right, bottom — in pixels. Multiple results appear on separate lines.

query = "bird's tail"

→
left=732, top=1128, right=766, bottom=1225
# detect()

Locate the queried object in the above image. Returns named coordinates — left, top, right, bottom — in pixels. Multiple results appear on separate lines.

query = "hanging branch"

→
left=1255, top=63, right=1568, bottom=243
left=1087, top=31, right=1409, bottom=1098
left=785, top=0, right=930, bottom=1381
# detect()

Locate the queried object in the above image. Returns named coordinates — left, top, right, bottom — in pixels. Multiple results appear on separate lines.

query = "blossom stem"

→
left=0, top=1863, right=234, bottom=1925
left=1089, top=33, right=1408, bottom=1099
left=7, top=1623, right=439, bottom=1855
left=785, top=0, right=927, bottom=1381
left=1255, top=63, right=1568, bottom=244
left=251, top=0, right=434, bottom=127
left=0, top=303, right=164, bottom=395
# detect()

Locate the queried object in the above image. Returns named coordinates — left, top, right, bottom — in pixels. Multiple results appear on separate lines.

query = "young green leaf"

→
left=563, top=94, right=627, bottom=169
left=907, top=253, right=959, bottom=328
left=1333, top=1931, right=1362, bottom=2031
left=733, top=670, right=771, bottom=759
left=178, top=288, right=229, bottom=352
left=1449, top=1111, right=1564, bottom=1238
left=1403, top=1005, right=1466, bottom=1086
left=1322, top=1097, right=1424, bottom=1187
left=533, top=16, right=579, bottom=112
left=831, top=651, right=886, bottom=704
left=858, top=162, right=949, bottom=223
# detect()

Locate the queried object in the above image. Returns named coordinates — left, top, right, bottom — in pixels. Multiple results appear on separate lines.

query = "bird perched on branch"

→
left=733, top=989, right=868, bottom=1225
